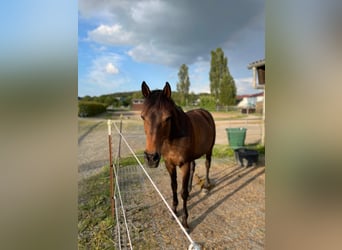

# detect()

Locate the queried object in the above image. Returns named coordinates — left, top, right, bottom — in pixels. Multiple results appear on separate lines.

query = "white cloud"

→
left=130, top=0, right=168, bottom=23
left=82, top=0, right=264, bottom=67
left=127, top=42, right=182, bottom=66
left=235, top=77, right=262, bottom=95
left=188, top=58, right=210, bottom=93
left=88, top=24, right=134, bottom=45
left=105, top=62, right=119, bottom=74
left=84, top=53, right=128, bottom=92
left=236, top=77, right=253, bottom=85
left=79, top=0, right=264, bottom=97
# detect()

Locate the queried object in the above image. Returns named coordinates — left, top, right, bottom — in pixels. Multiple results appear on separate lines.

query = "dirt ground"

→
left=78, top=112, right=265, bottom=249
left=115, top=158, right=265, bottom=249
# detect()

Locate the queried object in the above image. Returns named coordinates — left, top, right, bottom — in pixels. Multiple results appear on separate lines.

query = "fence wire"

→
left=108, top=118, right=264, bottom=249
left=110, top=120, right=201, bottom=250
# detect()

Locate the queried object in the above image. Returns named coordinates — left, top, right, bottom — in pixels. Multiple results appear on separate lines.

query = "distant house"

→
left=237, top=92, right=264, bottom=113
left=131, top=99, right=144, bottom=111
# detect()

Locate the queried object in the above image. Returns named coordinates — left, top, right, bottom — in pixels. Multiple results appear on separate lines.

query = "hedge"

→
left=78, top=101, right=106, bottom=117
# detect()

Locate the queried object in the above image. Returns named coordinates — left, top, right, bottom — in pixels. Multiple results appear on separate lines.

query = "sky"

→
left=78, top=0, right=265, bottom=97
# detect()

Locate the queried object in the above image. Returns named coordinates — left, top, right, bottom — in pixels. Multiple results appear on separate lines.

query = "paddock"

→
left=78, top=115, right=265, bottom=249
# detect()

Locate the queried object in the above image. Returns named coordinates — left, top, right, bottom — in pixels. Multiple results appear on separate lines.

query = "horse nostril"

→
left=153, top=153, right=160, bottom=162
left=144, top=151, right=160, bottom=162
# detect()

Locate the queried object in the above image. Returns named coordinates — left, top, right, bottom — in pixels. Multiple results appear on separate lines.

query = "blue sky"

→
left=78, top=0, right=264, bottom=97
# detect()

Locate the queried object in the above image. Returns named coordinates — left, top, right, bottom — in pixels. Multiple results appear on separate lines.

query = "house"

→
left=248, top=59, right=265, bottom=89
left=248, top=59, right=265, bottom=145
left=131, top=99, right=144, bottom=111
left=237, top=92, right=264, bottom=113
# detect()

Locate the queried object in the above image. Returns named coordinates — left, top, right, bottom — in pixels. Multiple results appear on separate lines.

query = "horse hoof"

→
left=171, top=210, right=178, bottom=220
left=182, top=223, right=190, bottom=233
left=200, top=188, right=209, bottom=196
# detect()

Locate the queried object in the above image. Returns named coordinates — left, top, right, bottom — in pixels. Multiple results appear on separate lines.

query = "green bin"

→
left=225, top=128, right=247, bottom=149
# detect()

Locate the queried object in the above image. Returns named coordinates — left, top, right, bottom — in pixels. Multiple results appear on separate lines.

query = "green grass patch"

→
left=255, top=144, right=265, bottom=155
left=78, top=166, right=115, bottom=249
left=118, top=152, right=145, bottom=166
left=212, top=144, right=235, bottom=158
left=211, top=143, right=265, bottom=158
left=78, top=154, right=144, bottom=249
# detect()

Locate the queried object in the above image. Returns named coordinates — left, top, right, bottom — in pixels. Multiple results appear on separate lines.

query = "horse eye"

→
left=141, top=115, right=145, bottom=120
left=165, top=116, right=171, bottom=122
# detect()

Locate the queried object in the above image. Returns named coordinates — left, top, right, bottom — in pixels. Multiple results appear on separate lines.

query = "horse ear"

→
left=163, top=82, right=171, bottom=98
left=141, top=81, right=151, bottom=98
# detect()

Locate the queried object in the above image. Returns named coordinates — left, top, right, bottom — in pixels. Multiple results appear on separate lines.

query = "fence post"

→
left=118, top=114, right=123, bottom=160
left=107, top=119, right=115, bottom=219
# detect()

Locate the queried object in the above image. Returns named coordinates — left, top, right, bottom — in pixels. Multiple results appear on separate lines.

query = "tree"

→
left=132, top=91, right=143, bottom=100
left=176, top=64, right=190, bottom=106
left=199, top=95, right=216, bottom=110
left=209, top=48, right=236, bottom=106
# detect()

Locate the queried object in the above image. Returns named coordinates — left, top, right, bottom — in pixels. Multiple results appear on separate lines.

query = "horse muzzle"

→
left=144, top=151, right=160, bottom=168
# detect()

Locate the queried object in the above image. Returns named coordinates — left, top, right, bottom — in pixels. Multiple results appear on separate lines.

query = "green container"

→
left=225, top=128, right=247, bottom=149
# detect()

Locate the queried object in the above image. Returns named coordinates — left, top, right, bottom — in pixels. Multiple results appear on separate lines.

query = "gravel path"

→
left=115, top=158, right=265, bottom=249
left=78, top=119, right=109, bottom=180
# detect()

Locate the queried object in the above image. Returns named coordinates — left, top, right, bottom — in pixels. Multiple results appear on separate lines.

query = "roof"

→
left=236, top=92, right=264, bottom=100
left=247, top=59, right=265, bottom=69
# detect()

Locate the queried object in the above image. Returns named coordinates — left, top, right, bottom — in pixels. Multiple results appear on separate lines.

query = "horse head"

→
left=141, top=81, right=173, bottom=168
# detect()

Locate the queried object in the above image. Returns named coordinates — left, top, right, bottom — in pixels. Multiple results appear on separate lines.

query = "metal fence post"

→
left=107, top=119, right=115, bottom=219
left=118, top=114, right=123, bottom=160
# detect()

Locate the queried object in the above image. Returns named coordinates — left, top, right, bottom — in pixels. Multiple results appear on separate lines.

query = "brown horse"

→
left=141, top=81, right=216, bottom=230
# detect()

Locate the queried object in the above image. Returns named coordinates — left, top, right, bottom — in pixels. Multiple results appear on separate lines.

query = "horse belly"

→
left=187, top=110, right=216, bottom=157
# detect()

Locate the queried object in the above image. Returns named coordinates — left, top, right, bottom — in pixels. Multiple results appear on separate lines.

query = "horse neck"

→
left=169, top=105, right=190, bottom=139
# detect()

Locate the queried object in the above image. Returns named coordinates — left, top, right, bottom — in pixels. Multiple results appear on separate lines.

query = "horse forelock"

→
left=143, top=90, right=175, bottom=114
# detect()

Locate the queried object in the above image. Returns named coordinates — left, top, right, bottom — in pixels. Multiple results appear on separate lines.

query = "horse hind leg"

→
left=202, top=152, right=212, bottom=194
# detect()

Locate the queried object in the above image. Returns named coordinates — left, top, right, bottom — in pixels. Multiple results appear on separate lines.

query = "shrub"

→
left=78, top=101, right=106, bottom=117
left=199, top=95, right=217, bottom=110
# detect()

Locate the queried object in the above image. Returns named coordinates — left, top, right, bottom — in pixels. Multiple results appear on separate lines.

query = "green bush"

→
left=78, top=101, right=106, bottom=117
left=199, top=95, right=217, bottom=110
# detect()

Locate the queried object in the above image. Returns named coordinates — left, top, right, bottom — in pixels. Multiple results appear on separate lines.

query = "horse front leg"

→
left=188, top=161, right=196, bottom=193
left=165, top=162, right=178, bottom=215
left=180, top=162, right=190, bottom=230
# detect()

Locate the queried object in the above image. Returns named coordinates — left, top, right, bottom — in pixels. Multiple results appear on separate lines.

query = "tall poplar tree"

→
left=176, top=64, right=190, bottom=106
left=209, top=48, right=236, bottom=105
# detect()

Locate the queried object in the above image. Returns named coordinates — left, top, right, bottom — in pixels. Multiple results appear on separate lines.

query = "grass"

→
left=78, top=165, right=115, bottom=250
left=212, top=144, right=235, bottom=158
left=212, top=144, right=265, bottom=158
left=78, top=153, right=145, bottom=249
left=118, top=152, right=145, bottom=165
